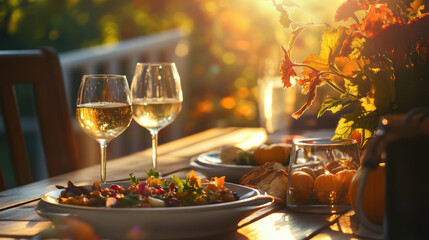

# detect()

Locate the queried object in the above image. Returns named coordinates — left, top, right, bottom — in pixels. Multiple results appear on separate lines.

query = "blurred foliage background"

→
left=1, top=0, right=281, bottom=133
left=0, top=0, right=345, bottom=134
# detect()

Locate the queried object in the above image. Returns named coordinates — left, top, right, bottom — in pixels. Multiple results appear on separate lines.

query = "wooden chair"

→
left=0, top=47, right=80, bottom=190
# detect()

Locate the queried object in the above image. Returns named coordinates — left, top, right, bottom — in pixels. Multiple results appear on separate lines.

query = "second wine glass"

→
left=131, top=63, right=183, bottom=170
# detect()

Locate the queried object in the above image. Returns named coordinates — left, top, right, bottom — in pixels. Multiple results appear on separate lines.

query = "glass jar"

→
left=287, top=138, right=360, bottom=213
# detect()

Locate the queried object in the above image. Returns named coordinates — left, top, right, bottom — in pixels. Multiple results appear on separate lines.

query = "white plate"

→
left=36, top=181, right=273, bottom=239
left=192, top=151, right=257, bottom=182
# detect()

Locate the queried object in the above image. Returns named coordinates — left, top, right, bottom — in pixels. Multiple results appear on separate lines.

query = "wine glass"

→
left=76, top=74, right=133, bottom=183
left=131, top=63, right=183, bottom=170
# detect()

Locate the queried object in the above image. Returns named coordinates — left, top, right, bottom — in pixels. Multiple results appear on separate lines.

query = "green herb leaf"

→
left=145, top=169, right=160, bottom=178
left=129, top=173, right=139, bottom=185
left=170, top=174, right=204, bottom=205
left=171, top=175, right=185, bottom=190
left=119, top=193, right=142, bottom=208
left=160, top=181, right=169, bottom=188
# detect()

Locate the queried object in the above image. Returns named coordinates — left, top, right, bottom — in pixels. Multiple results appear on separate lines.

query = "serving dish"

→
left=36, top=181, right=273, bottom=239
left=191, top=151, right=257, bottom=182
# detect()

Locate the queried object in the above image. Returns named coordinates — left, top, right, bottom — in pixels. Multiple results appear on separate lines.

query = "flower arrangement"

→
left=275, top=0, right=429, bottom=146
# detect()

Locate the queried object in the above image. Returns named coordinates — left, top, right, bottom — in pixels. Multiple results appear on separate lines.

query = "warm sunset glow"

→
left=235, top=131, right=267, bottom=149
left=237, top=213, right=296, bottom=239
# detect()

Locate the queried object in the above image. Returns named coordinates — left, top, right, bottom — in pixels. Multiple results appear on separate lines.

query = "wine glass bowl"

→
left=76, top=74, right=133, bottom=183
left=287, top=138, right=360, bottom=213
left=131, top=63, right=183, bottom=170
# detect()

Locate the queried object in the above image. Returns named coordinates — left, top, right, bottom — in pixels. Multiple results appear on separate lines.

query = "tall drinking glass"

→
left=258, top=57, right=297, bottom=143
left=76, top=74, right=133, bottom=183
left=131, top=63, right=183, bottom=170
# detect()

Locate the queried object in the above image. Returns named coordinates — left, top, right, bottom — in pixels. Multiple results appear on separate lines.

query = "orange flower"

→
left=361, top=4, right=396, bottom=38
left=188, top=170, right=201, bottom=188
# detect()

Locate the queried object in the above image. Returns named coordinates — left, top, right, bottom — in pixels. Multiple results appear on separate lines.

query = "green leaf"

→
left=332, top=114, right=356, bottom=141
left=171, top=175, right=185, bottom=190
left=145, top=169, right=160, bottom=178
left=119, top=193, right=142, bottom=208
left=318, top=95, right=356, bottom=117
left=160, top=181, right=169, bottom=188
left=332, top=110, right=381, bottom=144
left=318, top=97, right=341, bottom=117
left=129, top=173, right=139, bottom=185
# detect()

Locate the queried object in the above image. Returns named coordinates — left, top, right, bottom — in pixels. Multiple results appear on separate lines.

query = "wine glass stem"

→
left=152, top=133, right=158, bottom=170
left=99, top=141, right=108, bottom=184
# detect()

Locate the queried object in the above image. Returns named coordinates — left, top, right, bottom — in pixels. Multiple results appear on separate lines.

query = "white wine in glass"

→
left=76, top=74, right=133, bottom=183
left=131, top=63, right=183, bottom=170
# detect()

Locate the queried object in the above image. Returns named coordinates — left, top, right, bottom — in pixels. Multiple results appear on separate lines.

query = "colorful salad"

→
left=56, top=170, right=239, bottom=208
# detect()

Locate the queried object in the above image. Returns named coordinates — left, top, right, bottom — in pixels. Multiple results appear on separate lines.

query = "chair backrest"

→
left=0, top=47, right=80, bottom=190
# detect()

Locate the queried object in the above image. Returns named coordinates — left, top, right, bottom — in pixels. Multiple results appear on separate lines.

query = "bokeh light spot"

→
left=203, top=2, right=218, bottom=14
left=209, top=64, right=220, bottom=75
left=9, top=0, right=20, bottom=7
left=223, top=52, right=236, bottom=64
left=49, top=30, right=59, bottom=41
left=237, top=88, right=250, bottom=98
left=235, top=100, right=257, bottom=120
left=235, top=40, right=250, bottom=51
left=175, top=41, right=189, bottom=57
left=77, top=13, right=89, bottom=25
left=243, top=67, right=256, bottom=78
left=8, top=9, right=21, bottom=34
left=234, top=77, right=248, bottom=89
left=221, top=97, right=236, bottom=109
left=197, top=101, right=213, bottom=113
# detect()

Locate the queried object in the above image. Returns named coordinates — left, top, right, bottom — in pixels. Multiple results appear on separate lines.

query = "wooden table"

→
left=0, top=127, right=381, bottom=239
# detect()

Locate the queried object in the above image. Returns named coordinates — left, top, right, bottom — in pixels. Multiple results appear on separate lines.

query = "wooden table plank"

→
left=0, top=202, right=42, bottom=221
left=311, top=211, right=382, bottom=240
left=235, top=210, right=340, bottom=240
left=0, top=221, right=50, bottom=238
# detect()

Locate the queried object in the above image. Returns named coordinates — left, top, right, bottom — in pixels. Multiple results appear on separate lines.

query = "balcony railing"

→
left=60, top=29, right=189, bottom=103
